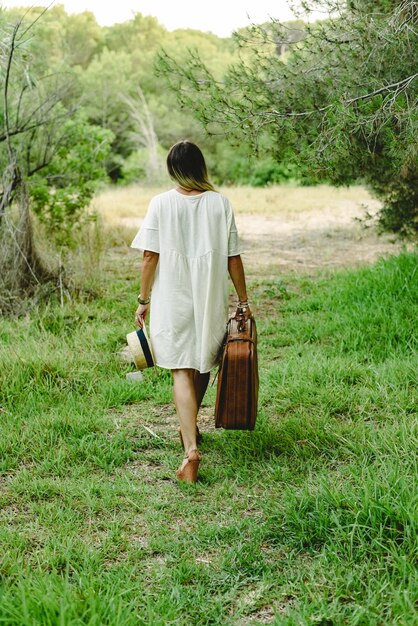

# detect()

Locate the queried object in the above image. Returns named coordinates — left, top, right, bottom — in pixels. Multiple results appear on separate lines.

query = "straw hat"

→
left=126, top=326, right=155, bottom=370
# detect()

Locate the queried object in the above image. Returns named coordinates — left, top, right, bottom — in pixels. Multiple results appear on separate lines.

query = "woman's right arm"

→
left=135, top=250, right=159, bottom=327
left=228, top=255, right=252, bottom=319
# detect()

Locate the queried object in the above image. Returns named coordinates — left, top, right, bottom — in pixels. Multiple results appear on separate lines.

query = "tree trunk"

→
left=0, top=183, right=56, bottom=314
left=17, top=185, right=53, bottom=288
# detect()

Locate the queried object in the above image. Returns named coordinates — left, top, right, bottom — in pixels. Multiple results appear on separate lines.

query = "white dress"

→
left=131, top=189, right=241, bottom=373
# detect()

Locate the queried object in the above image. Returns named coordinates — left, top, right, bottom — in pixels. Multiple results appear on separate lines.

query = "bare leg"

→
left=172, top=368, right=198, bottom=455
left=194, top=371, right=210, bottom=412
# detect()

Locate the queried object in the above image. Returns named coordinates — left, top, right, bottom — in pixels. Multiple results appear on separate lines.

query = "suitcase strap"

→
left=227, top=337, right=255, bottom=344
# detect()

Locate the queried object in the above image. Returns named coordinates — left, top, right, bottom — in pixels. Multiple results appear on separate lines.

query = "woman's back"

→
left=132, top=189, right=237, bottom=260
left=131, top=187, right=240, bottom=372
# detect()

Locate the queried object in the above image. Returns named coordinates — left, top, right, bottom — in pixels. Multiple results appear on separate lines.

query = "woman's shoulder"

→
left=213, top=191, right=233, bottom=216
left=205, top=190, right=231, bottom=206
left=146, top=190, right=177, bottom=213
left=150, top=189, right=176, bottom=204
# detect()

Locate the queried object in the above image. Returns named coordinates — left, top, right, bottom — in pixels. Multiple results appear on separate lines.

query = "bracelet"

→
left=237, top=300, right=249, bottom=307
left=137, top=295, right=150, bottom=305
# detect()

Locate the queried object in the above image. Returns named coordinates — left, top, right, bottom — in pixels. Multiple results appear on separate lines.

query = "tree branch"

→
left=346, top=73, right=418, bottom=104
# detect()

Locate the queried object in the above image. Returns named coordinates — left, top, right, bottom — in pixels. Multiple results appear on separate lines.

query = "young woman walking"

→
left=131, top=140, right=251, bottom=483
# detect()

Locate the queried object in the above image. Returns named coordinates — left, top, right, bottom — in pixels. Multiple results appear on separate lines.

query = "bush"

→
left=248, top=157, right=300, bottom=186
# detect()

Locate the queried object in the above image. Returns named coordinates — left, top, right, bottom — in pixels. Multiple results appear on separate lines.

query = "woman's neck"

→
left=176, top=186, right=204, bottom=196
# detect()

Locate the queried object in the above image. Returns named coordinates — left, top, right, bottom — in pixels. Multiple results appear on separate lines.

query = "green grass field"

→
left=0, top=240, right=417, bottom=624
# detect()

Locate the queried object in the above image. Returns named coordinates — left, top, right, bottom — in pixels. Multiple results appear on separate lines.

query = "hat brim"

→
left=126, top=326, right=155, bottom=370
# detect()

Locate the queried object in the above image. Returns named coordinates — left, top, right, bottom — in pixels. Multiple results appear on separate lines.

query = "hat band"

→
left=136, top=328, right=154, bottom=367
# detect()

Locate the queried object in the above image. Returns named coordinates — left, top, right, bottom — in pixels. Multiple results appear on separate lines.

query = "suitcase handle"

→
left=233, top=310, right=247, bottom=333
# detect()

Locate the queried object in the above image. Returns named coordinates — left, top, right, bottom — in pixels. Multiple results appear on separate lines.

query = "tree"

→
left=157, top=0, right=418, bottom=235
left=0, top=10, right=112, bottom=313
left=4, top=4, right=102, bottom=70
left=80, top=47, right=134, bottom=179
left=28, top=110, right=113, bottom=243
left=122, top=86, right=164, bottom=184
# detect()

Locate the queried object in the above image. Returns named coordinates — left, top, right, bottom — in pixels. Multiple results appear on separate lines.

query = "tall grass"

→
left=0, top=249, right=417, bottom=625
left=93, top=183, right=380, bottom=222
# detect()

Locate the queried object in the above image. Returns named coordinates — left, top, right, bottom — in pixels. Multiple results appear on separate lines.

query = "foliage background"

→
left=2, top=2, right=416, bottom=240
left=0, top=4, right=306, bottom=191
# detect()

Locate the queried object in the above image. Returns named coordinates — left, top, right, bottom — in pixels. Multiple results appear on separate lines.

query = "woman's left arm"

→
left=135, top=250, right=159, bottom=327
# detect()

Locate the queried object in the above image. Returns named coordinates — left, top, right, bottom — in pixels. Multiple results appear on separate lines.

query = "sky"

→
left=2, top=0, right=326, bottom=36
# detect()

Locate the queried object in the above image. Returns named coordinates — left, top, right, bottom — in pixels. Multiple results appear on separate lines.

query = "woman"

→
left=131, top=140, right=251, bottom=483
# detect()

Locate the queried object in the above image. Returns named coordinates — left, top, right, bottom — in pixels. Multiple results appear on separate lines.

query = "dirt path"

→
left=234, top=200, right=404, bottom=277
left=121, top=194, right=403, bottom=276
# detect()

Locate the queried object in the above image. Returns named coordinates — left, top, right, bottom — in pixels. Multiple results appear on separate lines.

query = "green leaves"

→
left=28, top=114, right=113, bottom=245
left=157, top=1, right=418, bottom=235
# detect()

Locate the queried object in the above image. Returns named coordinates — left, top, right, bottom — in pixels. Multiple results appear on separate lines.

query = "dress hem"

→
left=155, top=362, right=217, bottom=374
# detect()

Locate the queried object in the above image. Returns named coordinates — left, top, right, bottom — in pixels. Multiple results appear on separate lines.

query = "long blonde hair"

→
left=167, top=140, right=215, bottom=192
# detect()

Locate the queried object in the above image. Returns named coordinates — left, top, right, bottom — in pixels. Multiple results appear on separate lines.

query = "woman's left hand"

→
left=135, top=303, right=149, bottom=328
left=234, top=305, right=252, bottom=322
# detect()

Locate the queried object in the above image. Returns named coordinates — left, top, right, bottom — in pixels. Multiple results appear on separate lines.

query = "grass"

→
left=0, top=235, right=417, bottom=624
left=93, top=183, right=380, bottom=223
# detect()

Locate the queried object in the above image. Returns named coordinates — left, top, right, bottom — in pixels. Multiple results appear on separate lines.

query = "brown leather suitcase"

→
left=215, top=314, right=259, bottom=430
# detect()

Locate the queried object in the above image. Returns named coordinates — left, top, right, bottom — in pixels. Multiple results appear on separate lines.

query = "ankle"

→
left=186, top=448, right=200, bottom=459
left=182, top=437, right=197, bottom=453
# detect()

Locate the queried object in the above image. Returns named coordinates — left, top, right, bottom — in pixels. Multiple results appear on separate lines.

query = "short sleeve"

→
left=226, top=199, right=241, bottom=257
left=131, top=198, right=160, bottom=253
